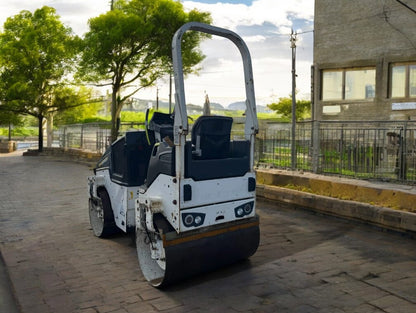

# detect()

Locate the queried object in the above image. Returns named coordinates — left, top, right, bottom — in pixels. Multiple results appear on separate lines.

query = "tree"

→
left=54, top=87, right=104, bottom=125
left=267, top=95, right=311, bottom=121
left=0, top=111, right=22, bottom=141
left=0, top=111, right=22, bottom=127
left=0, top=6, right=80, bottom=151
left=78, top=0, right=211, bottom=142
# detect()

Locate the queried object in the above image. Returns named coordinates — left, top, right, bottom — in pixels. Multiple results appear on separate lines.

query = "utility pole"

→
left=290, top=29, right=297, bottom=170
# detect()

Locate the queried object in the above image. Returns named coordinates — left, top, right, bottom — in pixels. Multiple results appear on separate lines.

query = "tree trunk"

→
left=46, top=114, right=53, bottom=147
left=110, top=86, right=124, bottom=143
left=110, top=90, right=118, bottom=143
left=38, top=115, right=44, bottom=152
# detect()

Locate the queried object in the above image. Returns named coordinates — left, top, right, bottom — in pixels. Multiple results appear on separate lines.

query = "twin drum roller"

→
left=88, top=22, right=260, bottom=287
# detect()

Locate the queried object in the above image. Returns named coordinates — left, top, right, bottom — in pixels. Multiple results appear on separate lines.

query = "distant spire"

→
left=203, top=93, right=211, bottom=116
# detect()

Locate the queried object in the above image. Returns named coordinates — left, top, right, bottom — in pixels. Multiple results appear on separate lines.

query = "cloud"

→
left=180, top=0, right=314, bottom=105
left=52, top=1, right=109, bottom=35
left=0, top=0, right=108, bottom=35
left=183, top=0, right=313, bottom=31
left=242, top=35, right=267, bottom=43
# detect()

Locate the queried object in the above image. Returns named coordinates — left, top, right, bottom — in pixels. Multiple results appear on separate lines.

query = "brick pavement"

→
left=1, top=154, right=416, bottom=312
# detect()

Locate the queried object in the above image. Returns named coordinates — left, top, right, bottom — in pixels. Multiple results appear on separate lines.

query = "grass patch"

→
left=0, top=127, right=38, bottom=137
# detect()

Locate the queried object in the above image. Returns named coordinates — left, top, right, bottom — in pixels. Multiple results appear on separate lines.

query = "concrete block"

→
left=0, top=141, right=16, bottom=153
left=257, top=182, right=416, bottom=235
left=400, top=212, right=416, bottom=232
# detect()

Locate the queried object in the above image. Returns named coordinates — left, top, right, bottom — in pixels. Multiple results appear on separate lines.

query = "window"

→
left=322, top=68, right=375, bottom=101
left=411, top=65, right=416, bottom=97
left=391, top=63, right=416, bottom=98
left=322, top=71, right=342, bottom=100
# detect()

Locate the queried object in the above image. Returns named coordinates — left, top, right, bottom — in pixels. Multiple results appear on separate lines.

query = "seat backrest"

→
left=149, top=112, right=174, bottom=142
left=191, top=116, right=233, bottom=159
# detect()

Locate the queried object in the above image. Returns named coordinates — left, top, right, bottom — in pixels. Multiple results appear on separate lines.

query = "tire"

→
left=89, top=189, right=118, bottom=238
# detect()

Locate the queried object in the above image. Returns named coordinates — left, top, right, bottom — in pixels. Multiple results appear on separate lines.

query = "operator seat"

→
left=191, top=116, right=233, bottom=159
left=149, top=112, right=174, bottom=142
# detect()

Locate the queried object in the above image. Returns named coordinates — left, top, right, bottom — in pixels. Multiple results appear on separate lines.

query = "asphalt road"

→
left=1, top=154, right=416, bottom=313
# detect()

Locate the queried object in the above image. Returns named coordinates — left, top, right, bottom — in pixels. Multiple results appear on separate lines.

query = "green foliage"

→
left=22, top=115, right=39, bottom=127
left=0, top=110, right=22, bottom=127
left=120, top=111, right=146, bottom=123
left=78, top=0, right=211, bottom=141
left=0, top=127, right=38, bottom=137
left=54, top=87, right=104, bottom=125
left=257, top=112, right=287, bottom=121
left=267, top=96, right=311, bottom=121
left=80, top=116, right=110, bottom=123
left=0, top=6, right=81, bottom=149
left=0, top=6, right=80, bottom=117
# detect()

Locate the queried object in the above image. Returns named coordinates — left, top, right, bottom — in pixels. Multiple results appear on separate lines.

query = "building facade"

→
left=313, top=0, right=416, bottom=121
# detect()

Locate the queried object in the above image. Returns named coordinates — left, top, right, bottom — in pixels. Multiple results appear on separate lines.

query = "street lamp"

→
left=290, top=29, right=297, bottom=170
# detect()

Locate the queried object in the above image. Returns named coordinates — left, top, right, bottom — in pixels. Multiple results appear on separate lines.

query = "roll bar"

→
left=172, top=22, right=259, bottom=141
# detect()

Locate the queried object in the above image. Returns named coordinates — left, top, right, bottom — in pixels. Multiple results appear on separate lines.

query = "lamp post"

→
left=290, top=29, right=297, bottom=170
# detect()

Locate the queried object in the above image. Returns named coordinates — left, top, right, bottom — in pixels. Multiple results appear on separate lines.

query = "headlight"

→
left=194, top=215, right=202, bottom=225
left=236, top=207, right=244, bottom=217
left=244, top=203, right=252, bottom=215
left=234, top=201, right=254, bottom=218
left=182, top=213, right=205, bottom=227
left=184, top=214, right=194, bottom=226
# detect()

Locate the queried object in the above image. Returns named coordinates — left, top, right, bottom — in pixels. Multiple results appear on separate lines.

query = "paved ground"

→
left=1, top=153, right=416, bottom=313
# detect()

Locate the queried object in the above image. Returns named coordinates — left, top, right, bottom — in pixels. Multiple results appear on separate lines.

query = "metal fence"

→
left=53, top=120, right=416, bottom=184
left=54, top=122, right=145, bottom=153
left=256, top=120, right=416, bottom=183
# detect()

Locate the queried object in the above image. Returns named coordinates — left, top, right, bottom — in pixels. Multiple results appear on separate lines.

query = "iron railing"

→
left=54, top=122, right=145, bottom=153
left=256, top=120, right=416, bottom=183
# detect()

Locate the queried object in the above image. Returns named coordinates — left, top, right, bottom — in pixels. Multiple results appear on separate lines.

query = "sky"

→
left=0, top=0, right=315, bottom=107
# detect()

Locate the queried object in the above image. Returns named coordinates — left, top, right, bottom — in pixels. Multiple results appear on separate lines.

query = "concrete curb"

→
left=257, top=184, right=416, bottom=234
left=256, top=169, right=416, bottom=212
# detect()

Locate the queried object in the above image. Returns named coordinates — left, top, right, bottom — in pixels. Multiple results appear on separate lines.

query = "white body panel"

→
left=89, top=169, right=139, bottom=232
left=179, top=172, right=256, bottom=208
left=137, top=174, right=180, bottom=232
left=135, top=172, right=256, bottom=233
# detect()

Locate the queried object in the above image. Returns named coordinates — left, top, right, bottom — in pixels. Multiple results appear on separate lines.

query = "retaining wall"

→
left=256, top=169, right=416, bottom=234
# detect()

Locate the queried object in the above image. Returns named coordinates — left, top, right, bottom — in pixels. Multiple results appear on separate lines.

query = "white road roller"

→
left=88, top=22, right=260, bottom=287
